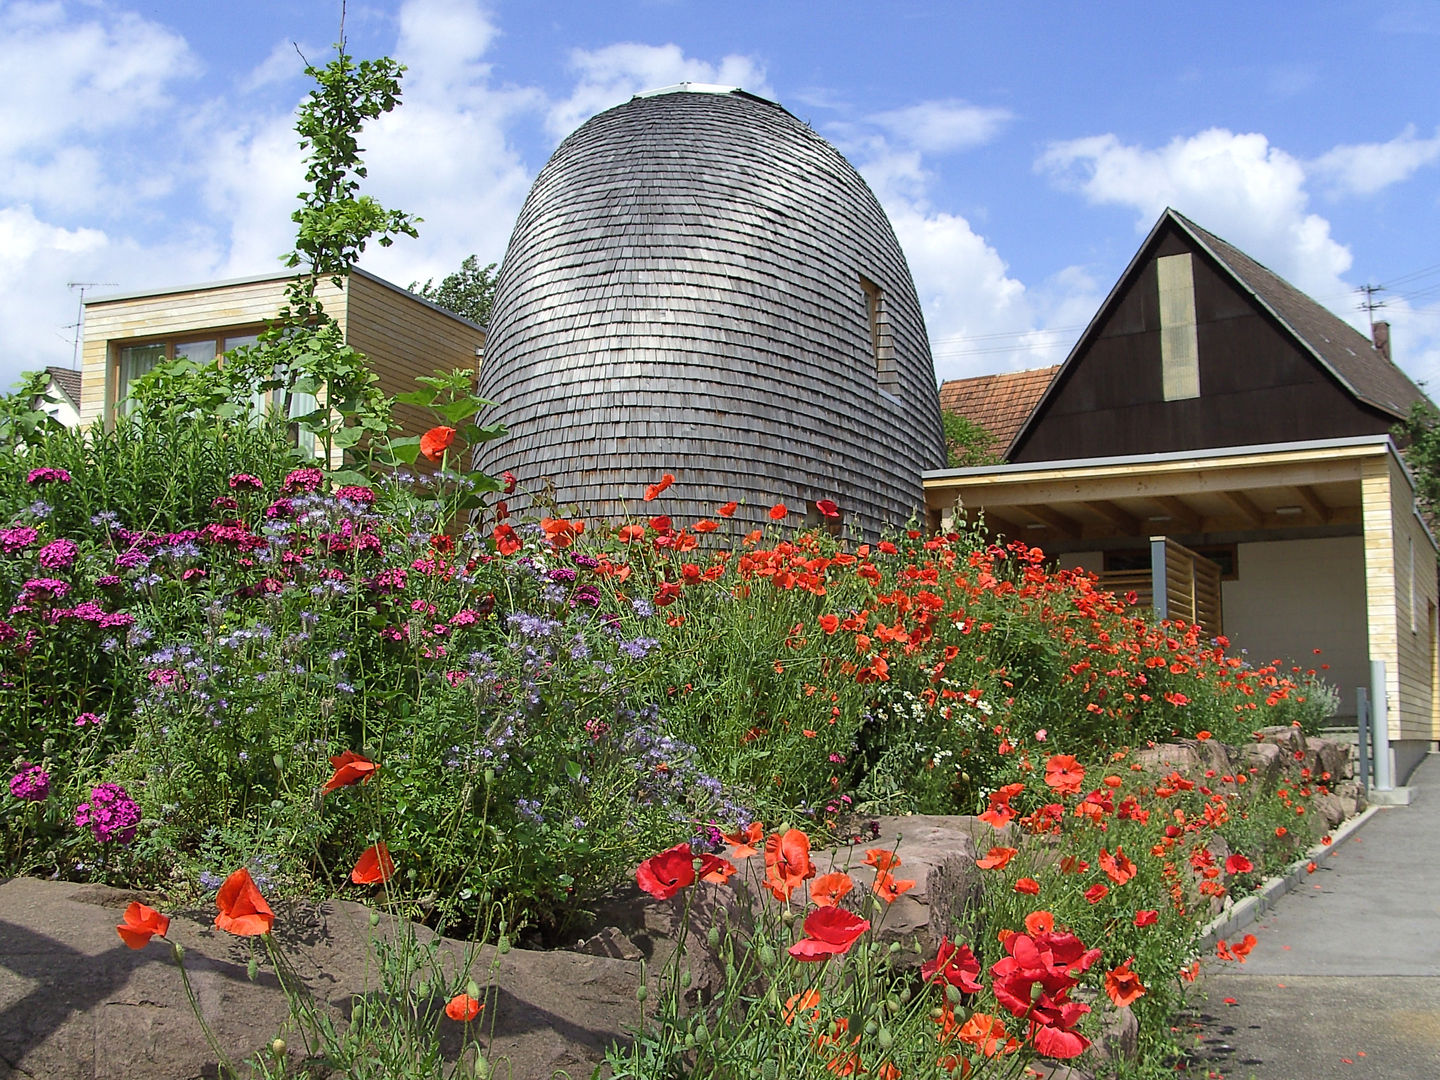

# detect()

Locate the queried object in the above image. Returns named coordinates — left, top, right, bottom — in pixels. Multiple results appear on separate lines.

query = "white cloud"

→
left=241, top=37, right=322, bottom=94
left=546, top=43, right=772, bottom=140
left=1038, top=128, right=1355, bottom=308
left=1310, top=125, right=1440, bottom=197
left=0, top=2, right=196, bottom=157
left=868, top=99, right=1012, bottom=154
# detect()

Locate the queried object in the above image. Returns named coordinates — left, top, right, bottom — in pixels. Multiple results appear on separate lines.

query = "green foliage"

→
left=1396, top=399, right=1440, bottom=521
left=941, top=410, right=1002, bottom=467
left=0, top=371, right=66, bottom=451
left=411, top=255, right=498, bottom=326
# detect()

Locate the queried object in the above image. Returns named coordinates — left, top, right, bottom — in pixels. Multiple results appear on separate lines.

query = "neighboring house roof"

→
left=43, top=366, right=81, bottom=408
left=937, top=366, right=1059, bottom=454
left=1008, top=208, right=1429, bottom=458
left=1173, top=210, right=1425, bottom=419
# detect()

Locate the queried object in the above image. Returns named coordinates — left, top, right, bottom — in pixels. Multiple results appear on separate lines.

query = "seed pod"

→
left=271, top=1038, right=286, bottom=1057
left=636, top=985, right=648, bottom=1003
left=680, top=969, right=692, bottom=989
left=707, top=926, right=721, bottom=949
left=877, top=1027, right=893, bottom=1049
left=466, top=979, right=481, bottom=1000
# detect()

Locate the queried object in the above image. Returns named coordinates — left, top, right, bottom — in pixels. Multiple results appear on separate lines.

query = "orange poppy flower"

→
left=116, top=901, right=169, bottom=949
left=643, top=473, right=675, bottom=501
left=445, top=993, right=482, bottom=1021
left=876, top=1063, right=901, bottom=1080
left=323, top=750, right=377, bottom=794
left=694, top=519, right=719, bottom=533
left=1023, top=910, right=1055, bottom=935
left=1105, top=958, right=1147, bottom=1008
left=419, top=426, right=456, bottom=462
left=718, top=501, right=738, bottom=517
left=782, top=987, right=822, bottom=1026
left=351, top=842, right=395, bottom=885
left=768, top=503, right=787, bottom=520
left=722, top=821, right=764, bottom=858
left=863, top=848, right=901, bottom=873
left=810, top=872, right=854, bottom=907
left=1099, top=846, right=1137, bottom=885
left=957, top=1013, right=1017, bottom=1057
left=763, top=828, right=816, bottom=901
left=872, top=871, right=916, bottom=903
left=214, top=867, right=274, bottom=936
left=976, top=846, right=1017, bottom=870
left=1013, top=877, right=1041, bottom=895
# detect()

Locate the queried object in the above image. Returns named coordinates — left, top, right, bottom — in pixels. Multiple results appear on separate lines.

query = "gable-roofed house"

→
left=33, top=366, right=83, bottom=428
left=925, top=208, right=1437, bottom=789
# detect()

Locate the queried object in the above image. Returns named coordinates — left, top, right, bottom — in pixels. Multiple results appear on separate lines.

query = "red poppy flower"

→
left=1084, top=883, right=1109, bottom=904
left=810, top=872, right=854, bottom=907
left=323, top=750, right=377, bottom=794
left=214, top=867, right=274, bottom=936
left=1225, top=854, right=1254, bottom=875
left=922, top=937, right=982, bottom=993
left=351, top=842, right=395, bottom=885
left=976, top=846, right=1017, bottom=870
left=768, top=503, right=787, bottom=520
left=764, top=828, right=816, bottom=901
left=1014, top=877, right=1041, bottom=895
left=788, top=905, right=870, bottom=960
left=493, top=522, right=521, bottom=556
left=1044, top=754, right=1086, bottom=796
left=863, top=848, right=901, bottom=873
left=1099, top=847, right=1137, bottom=885
left=722, top=821, right=764, bottom=858
left=636, top=843, right=698, bottom=900
left=1105, top=958, right=1147, bottom=1008
left=419, top=426, right=456, bottom=462
left=445, top=993, right=482, bottom=1021
left=643, top=473, right=675, bottom=501
left=1133, top=909, right=1159, bottom=927
left=694, top=519, right=719, bottom=533
left=718, top=501, right=738, bottom=517
left=116, top=901, right=170, bottom=949
left=815, top=499, right=840, bottom=519
left=501, top=470, right=517, bottom=494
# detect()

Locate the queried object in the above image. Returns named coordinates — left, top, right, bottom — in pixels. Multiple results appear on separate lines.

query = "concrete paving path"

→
left=1187, top=753, right=1440, bottom=1079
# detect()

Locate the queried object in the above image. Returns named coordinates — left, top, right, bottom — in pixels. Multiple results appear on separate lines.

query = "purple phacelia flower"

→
left=9, top=763, right=50, bottom=801
left=74, top=782, right=141, bottom=844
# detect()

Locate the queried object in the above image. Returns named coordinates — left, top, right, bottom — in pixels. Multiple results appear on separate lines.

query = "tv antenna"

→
left=65, top=281, right=116, bottom=368
left=1357, top=283, right=1387, bottom=336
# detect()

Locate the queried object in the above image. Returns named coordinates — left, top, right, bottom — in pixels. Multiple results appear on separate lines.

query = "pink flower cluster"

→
left=75, top=782, right=141, bottom=844
left=227, top=473, right=264, bottom=491
left=25, top=467, right=71, bottom=485
left=335, top=485, right=376, bottom=505
left=0, top=526, right=38, bottom=555
left=36, top=538, right=79, bottom=571
left=282, top=467, right=325, bottom=494
left=9, top=763, right=51, bottom=801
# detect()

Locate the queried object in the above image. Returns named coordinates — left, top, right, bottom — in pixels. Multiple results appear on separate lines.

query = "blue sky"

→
left=4, top=0, right=1439, bottom=393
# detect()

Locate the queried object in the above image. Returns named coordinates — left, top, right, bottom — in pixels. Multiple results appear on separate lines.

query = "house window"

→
left=110, top=329, right=319, bottom=456
left=1156, top=253, right=1200, bottom=401
left=861, top=274, right=898, bottom=393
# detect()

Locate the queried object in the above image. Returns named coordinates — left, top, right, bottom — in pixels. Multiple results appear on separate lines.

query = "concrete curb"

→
left=1197, top=804, right=1383, bottom=949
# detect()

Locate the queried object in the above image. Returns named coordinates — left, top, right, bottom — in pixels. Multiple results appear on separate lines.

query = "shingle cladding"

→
left=476, top=88, right=946, bottom=534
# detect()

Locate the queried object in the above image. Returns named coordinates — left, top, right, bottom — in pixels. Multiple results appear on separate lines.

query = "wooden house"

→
left=80, top=268, right=485, bottom=452
left=925, top=208, right=1437, bottom=786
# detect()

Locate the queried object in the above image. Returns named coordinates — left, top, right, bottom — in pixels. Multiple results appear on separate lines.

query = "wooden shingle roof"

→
left=938, top=366, right=1058, bottom=456
left=477, top=87, right=946, bottom=534
left=1173, top=210, right=1426, bottom=420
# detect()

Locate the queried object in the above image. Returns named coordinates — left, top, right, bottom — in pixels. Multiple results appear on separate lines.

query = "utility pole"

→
left=65, top=282, right=116, bottom=369
left=1357, top=283, right=1387, bottom=337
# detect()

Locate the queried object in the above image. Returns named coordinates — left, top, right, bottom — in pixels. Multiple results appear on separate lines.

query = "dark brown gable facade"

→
left=1009, top=209, right=1426, bottom=462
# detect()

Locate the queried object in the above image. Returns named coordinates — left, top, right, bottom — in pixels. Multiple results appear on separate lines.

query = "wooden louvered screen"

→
left=1099, top=538, right=1223, bottom=638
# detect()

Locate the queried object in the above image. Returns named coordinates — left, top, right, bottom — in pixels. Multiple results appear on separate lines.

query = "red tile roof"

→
left=937, top=366, right=1059, bottom=458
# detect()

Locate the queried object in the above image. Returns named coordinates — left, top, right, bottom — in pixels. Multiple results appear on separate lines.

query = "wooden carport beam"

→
left=1294, top=484, right=1332, bottom=524
left=1086, top=499, right=1140, bottom=533
left=1151, top=496, right=1202, bottom=532
left=1220, top=490, right=1265, bottom=527
left=1018, top=504, right=1081, bottom=538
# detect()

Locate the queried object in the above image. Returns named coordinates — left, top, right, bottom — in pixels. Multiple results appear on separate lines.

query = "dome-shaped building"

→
left=476, top=84, right=946, bottom=534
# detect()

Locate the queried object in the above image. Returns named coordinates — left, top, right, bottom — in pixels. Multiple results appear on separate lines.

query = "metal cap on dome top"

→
left=632, top=82, right=740, bottom=98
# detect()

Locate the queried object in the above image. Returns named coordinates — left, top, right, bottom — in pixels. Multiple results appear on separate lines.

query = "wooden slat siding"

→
left=1360, top=456, right=1401, bottom=740
left=80, top=276, right=346, bottom=428
left=342, top=274, right=485, bottom=445
left=476, top=89, right=946, bottom=535
left=1385, top=451, right=1438, bottom=741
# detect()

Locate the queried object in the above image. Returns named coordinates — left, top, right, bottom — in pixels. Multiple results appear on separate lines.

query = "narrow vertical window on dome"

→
left=861, top=274, right=898, bottom=392
left=1156, top=253, right=1200, bottom=401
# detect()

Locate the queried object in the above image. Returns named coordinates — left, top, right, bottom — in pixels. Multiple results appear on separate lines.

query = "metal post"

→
left=1356, top=686, right=1370, bottom=792
left=1150, top=537, right=1168, bottom=621
left=1371, top=659, right=1393, bottom=791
